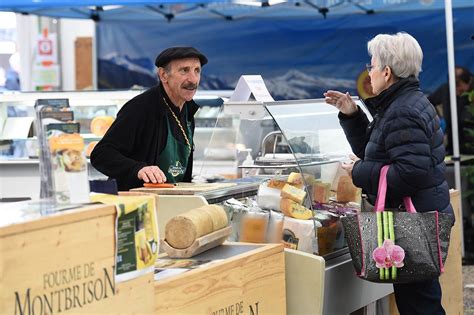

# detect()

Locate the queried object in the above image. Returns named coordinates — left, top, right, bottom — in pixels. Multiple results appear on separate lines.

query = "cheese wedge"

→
left=280, top=198, right=313, bottom=220
left=313, top=182, right=331, bottom=203
left=281, top=184, right=306, bottom=204
left=336, top=176, right=358, bottom=202
left=267, top=179, right=287, bottom=190
left=287, top=172, right=315, bottom=188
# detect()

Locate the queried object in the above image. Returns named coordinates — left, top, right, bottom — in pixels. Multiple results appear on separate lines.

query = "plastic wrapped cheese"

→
left=239, top=210, right=269, bottom=243
left=257, top=181, right=281, bottom=211
left=266, top=211, right=284, bottom=243
left=282, top=217, right=321, bottom=254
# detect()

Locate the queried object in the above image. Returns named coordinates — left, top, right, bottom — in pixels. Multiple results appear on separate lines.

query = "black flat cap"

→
left=155, top=46, right=208, bottom=68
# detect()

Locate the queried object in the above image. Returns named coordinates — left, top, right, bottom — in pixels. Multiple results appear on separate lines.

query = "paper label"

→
left=230, top=75, right=274, bottom=102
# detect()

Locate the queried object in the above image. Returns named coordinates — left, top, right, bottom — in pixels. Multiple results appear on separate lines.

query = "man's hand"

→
left=137, top=166, right=167, bottom=183
left=324, top=90, right=358, bottom=116
left=341, top=154, right=361, bottom=177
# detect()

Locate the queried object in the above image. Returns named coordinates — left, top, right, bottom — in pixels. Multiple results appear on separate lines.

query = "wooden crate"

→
left=0, top=203, right=154, bottom=314
left=154, top=243, right=286, bottom=314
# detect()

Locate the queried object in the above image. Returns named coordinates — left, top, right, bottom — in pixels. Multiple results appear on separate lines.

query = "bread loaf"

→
left=280, top=184, right=306, bottom=204
left=165, top=205, right=228, bottom=249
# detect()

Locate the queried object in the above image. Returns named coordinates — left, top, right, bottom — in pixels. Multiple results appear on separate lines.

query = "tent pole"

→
left=444, top=0, right=464, bottom=257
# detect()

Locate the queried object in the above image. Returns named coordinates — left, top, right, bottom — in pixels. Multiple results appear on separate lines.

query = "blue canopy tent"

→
left=1, top=0, right=472, bottom=200
left=1, top=0, right=472, bottom=95
left=1, top=0, right=473, bottom=27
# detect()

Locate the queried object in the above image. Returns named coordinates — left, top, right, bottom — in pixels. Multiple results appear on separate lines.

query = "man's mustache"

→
left=182, top=83, right=198, bottom=89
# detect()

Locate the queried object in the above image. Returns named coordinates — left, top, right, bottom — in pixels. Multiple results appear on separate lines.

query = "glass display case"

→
left=196, top=98, right=372, bottom=258
left=0, top=90, right=230, bottom=160
left=0, top=89, right=231, bottom=200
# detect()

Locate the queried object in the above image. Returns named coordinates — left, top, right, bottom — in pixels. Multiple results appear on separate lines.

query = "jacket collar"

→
left=158, top=83, right=200, bottom=117
left=364, top=76, right=420, bottom=115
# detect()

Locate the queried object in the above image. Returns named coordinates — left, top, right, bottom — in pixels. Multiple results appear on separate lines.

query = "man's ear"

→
left=158, top=68, right=168, bottom=83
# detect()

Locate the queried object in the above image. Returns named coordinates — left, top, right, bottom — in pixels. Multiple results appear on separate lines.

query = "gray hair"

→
left=163, top=64, right=172, bottom=73
left=367, top=32, right=423, bottom=79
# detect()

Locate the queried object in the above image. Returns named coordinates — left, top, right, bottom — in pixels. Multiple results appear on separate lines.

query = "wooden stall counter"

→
left=154, top=243, right=286, bottom=315
left=0, top=200, right=154, bottom=314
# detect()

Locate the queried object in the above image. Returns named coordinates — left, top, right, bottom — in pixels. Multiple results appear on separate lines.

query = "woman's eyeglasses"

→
left=366, top=63, right=375, bottom=73
left=366, top=64, right=385, bottom=73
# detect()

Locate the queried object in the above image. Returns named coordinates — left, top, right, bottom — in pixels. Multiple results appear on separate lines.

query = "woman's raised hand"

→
left=324, top=90, right=358, bottom=116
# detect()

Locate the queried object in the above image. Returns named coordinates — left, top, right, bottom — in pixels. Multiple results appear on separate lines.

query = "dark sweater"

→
left=339, top=77, right=452, bottom=213
left=90, top=85, right=199, bottom=191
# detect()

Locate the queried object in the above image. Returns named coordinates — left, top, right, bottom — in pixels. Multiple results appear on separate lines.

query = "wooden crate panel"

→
left=0, top=204, right=154, bottom=314
left=155, top=244, right=286, bottom=315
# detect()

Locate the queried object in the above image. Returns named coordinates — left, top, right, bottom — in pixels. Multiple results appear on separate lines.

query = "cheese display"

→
left=280, top=184, right=306, bottom=204
left=165, top=205, right=228, bottom=249
left=336, top=176, right=358, bottom=202
left=313, top=182, right=331, bottom=203
left=280, top=198, right=313, bottom=220
left=90, top=115, right=115, bottom=137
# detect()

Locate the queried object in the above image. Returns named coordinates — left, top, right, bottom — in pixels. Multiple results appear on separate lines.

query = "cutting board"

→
left=131, top=182, right=236, bottom=195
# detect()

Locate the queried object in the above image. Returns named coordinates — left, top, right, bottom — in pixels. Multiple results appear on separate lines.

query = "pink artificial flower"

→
left=372, top=239, right=405, bottom=269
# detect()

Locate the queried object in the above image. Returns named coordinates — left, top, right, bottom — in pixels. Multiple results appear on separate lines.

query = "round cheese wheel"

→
left=165, top=207, right=213, bottom=249
left=90, top=116, right=114, bottom=137
left=85, top=141, right=98, bottom=157
left=165, top=205, right=228, bottom=249
left=200, top=205, right=228, bottom=231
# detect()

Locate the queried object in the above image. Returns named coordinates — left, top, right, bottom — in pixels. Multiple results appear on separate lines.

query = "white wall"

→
left=59, top=19, right=95, bottom=90
left=16, top=14, right=37, bottom=91
left=15, top=15, right=95, bottom=91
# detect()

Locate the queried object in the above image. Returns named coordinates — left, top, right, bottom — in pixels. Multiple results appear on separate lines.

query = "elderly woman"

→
left=324, top=32, right=452, bottom=314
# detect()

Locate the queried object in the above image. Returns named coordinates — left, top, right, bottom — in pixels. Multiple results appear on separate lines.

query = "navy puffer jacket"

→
left=339, top=77, right=452, bottom=213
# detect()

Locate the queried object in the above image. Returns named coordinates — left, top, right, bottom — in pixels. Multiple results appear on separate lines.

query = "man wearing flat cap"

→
left=91, top=46, right=208, bottom=190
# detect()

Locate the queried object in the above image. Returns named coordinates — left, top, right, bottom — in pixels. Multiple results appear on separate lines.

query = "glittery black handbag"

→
left=342, top=165, right=454, bottom=283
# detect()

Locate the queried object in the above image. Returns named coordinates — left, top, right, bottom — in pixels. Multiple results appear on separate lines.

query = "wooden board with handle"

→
left=161, top=226, right=232, bottom=258
left=132, top=182, right=236, bottom=195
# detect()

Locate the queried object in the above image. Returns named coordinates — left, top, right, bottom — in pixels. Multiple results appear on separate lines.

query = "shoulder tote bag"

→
left=342, top=165, right=454, bottom=283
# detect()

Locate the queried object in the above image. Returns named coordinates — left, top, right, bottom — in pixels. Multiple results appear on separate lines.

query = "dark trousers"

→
left=393, top=278, right=445, bottom=315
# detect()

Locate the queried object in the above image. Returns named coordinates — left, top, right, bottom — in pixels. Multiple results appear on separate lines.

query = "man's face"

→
left=456, top=80, right=470, bottom=96
left=160, top=57, right=201, bottom=105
